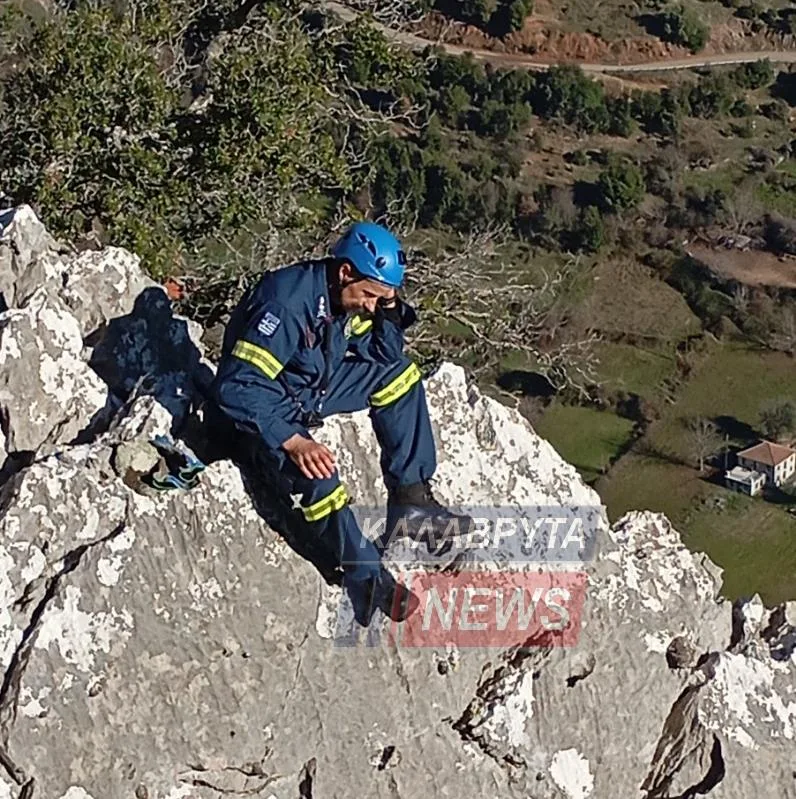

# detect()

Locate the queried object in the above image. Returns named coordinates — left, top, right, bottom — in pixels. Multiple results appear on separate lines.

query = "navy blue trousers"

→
left=245, top=355, right=436, bottom=584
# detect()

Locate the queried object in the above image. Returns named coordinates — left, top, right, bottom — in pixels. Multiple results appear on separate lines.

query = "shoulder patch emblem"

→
left=257, top=312, right=281, bottom=337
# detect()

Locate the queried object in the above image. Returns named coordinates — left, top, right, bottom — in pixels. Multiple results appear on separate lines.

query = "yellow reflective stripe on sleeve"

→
left=231, top=340, right=284, bottom=379
left=351, top=314, right=373, bottom=335
left=370, top=363, right=422, bottom=408
left=302, top=484, right=349, bottom=522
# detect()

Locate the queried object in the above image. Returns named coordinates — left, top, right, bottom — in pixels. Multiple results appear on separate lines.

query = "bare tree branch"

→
left=683, top=416, right=722, bottom=473
left=401, top=229, right=601, bottom=398
left=333, top=0, right=427, bottom=30
left=770, top=304, right=796, bottom=357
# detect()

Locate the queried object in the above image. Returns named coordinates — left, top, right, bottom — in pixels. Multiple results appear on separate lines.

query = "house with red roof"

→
left=724, top=440, right=796, bottom=496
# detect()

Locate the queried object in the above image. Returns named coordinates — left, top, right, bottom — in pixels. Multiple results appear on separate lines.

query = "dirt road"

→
left=325, top=2, right=796, bottom=74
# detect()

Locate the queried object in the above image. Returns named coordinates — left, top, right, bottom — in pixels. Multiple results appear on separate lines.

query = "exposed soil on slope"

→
left=688, top=243, right=796, bottom=290
left=414, top=11, right=796, bottom=67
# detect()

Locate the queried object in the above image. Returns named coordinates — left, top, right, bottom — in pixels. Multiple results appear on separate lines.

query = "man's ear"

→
left=337, top=260, right=353, bottom=287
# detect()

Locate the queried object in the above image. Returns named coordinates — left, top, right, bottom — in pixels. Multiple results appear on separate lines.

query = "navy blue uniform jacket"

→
left=211, top=259, right=417, bottom=450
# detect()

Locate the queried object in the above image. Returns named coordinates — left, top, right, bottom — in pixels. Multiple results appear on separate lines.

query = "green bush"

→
left=474, top=99, right=532, bottom=138
left=665, top=257, right=737, bottom=328
left=432, top=0, right=534, bottom=35
left=334, top=16, right=418, bottom=88
left=438, top=83, right=472, bottom=127
left=492, top=0, right=535, bottom=34
left=607, top=97, right=637, bottom=137
left=597, top=156, right=646, bottom=212
left=369, top=138, right=427, bottom=223
left=732, top=59, right=774, bottom=90
left=659, top=5, right=709, bottom=52
left=427, top=52, right=488, bottom=103
left=576, top=206, right=606, bottom=253
left=682, top=74, right=736, bottom=119
left=631, top=89, right=683, bottom=137
left=0, top=2, right=355, bottom=276
left=487, top=67, right=537, bottom=105
left=530, top=65, right=610, bottom=133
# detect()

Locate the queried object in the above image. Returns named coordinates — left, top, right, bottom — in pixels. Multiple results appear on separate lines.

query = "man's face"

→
left=338, top=261, right=396, bottom=314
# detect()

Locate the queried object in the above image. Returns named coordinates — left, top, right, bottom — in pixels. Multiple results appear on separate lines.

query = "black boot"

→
left=349, top=568, right=420, bottom=627
left=383, top=482, right=473, bottom=556
left=372, top=568, right=420, bottom=622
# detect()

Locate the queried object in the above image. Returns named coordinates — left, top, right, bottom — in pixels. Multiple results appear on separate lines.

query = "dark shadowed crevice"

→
left=449, top=641, right=552, bottom=771
left=676, top=736, right=725, bottom=799
left=298, top=757, right=316, bottom=799
left=0, top=451, right=34, bottom=492
left=377, top=746, right=396, bottom=771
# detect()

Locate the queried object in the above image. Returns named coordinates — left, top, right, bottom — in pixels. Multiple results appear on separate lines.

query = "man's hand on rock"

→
left=282, top=434, right=336, bottom=480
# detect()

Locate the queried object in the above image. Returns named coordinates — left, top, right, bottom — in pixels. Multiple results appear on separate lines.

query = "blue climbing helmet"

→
left=332, top=221, right=407, bottom=288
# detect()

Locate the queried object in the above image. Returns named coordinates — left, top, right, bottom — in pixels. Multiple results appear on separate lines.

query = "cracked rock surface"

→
left=0, top=206, right=794, bottom=799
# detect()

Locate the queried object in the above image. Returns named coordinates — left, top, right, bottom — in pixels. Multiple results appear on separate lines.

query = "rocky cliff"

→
left=0, top=206, right=794, bottom=799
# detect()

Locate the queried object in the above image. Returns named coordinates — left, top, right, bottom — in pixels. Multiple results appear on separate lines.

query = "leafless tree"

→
left=683, top=416, right=722, bottom=474
left=335, top=0, right=428, bottom=30
left=320, top=77, right=429, bottom=139
left=770, top=304, right=796, bottom=357
left=168, top=3, right=429, bottom=321
left=725, top=180, right=765, bottom=235
left=152, top=6, right=595, bottom=394
left=731, top=283, right=750, bottom=316
left=394, top=227, right=602, bottom=398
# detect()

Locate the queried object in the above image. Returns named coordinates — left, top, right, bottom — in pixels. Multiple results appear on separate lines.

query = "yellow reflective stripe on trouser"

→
left=351, top=315, right=373, bottom=335
left=370, top=363, right=422, bottom=408
left=302, top=484, right=349, bottom=522
left=231, top=340, right=283, bottom=379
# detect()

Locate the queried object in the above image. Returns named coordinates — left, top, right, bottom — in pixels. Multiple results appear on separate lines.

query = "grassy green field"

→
left=591, top=340, right=679, bottom=398
left=682, top=497, right=796, bottom=605
left=597, top=458, right=796, bottom=604
left=776, top=158, right=796, bottom=180
left=682, top=153, right=796, bottom=218
left=590, top=339, right=796, bottom=601
left=596, top=452, right=715, bottom=521
left=758, top=178, right=796, bottom=217
left=683, top=164, right=745, bottom=196
left=646, top=341, right=796, bottom=463
left=533, top=403, right=636, bottom=484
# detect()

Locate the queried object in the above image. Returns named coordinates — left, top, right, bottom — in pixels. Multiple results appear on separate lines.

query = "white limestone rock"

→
left=0, top=206, right=793, bottom=799
left=0, top=287, right=108, bottom=454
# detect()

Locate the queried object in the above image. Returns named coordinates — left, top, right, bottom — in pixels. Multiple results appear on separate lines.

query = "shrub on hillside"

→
left=596, top=156, right=646, bottom=212
left=764, top=213, right=796, bottom=255
left=732, top=59, right=775, bottom=90
left=530, top=65, right=610, bottom=133
left=658, top=5, right=710, bottom=52
left=431, top=0, right=534, bottom=35
left=759, top=398, right=796, bottom=441
left=0, top=3, right=365, bottom=276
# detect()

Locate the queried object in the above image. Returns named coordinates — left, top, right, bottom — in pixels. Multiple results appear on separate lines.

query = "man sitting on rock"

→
left=207, top=221, right=471, bottom=627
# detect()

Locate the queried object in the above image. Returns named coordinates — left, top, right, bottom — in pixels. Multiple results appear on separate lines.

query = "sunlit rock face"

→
left=0, top=205, right=794, bottom=799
